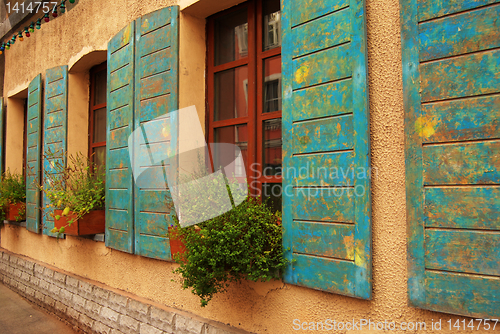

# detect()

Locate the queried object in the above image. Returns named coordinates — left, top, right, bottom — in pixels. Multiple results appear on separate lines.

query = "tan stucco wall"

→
left=0, top=0, right=485, bottom=333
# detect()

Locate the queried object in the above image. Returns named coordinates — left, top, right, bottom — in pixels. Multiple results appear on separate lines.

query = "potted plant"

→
left=172, top=197, right=286, bottom=307
left=0, top=170, right=26, bottom=222
left=41, top=151, right=105, bottom=236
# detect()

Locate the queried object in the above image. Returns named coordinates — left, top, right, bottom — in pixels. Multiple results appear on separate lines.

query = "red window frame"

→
left=89, top=62, right=107, bottom=165
left=206, top=0, right=282, bottom=198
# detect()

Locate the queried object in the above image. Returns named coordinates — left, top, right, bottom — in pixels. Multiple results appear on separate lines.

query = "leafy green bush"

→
left=40, top=152, right=105, bottom=234
left=0, top=170, right=26, bottom=221
left=173, top=197, right=286, bottom=307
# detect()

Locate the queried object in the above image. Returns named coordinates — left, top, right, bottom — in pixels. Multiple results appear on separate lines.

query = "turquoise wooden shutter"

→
left=26, top=74, right=43, bottom=233
left=105, top=22, right=136, bottom=253
left=282, top=0, right=372, bottom=298
left=133, top=6, right=179, bottom=260
left=42, top=66, right=68, bottom=236
left=401, top=0, right=500, bottom=318
left=0, top=98, right=4, bottom=174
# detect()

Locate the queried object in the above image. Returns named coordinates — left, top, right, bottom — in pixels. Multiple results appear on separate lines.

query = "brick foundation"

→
left=0, top=249, right=251, bottom=334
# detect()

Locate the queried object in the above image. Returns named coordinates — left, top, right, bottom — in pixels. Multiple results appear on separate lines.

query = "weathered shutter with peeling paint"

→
left=282, top=0, right=372, bottom=299
left=134, top=6, right=179, bottom=261
left=43, top=66, right=68, bottom=236
left=401, top=0, right=500, bottom=318
left=26, top=74, right=43, bottom=233
left=105, top=22, right=136, bottom=253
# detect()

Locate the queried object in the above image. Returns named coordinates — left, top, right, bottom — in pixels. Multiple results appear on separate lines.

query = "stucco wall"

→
left=0, top=0, right=485, bottom=333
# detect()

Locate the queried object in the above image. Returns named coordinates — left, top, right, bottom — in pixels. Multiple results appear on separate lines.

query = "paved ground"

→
left=0, top=283, right=76, bottom=334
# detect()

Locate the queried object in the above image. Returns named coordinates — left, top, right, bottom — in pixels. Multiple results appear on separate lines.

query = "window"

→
left=207, top=0, right=282, bottom=212
left=89, top=63, right=107, bottom=171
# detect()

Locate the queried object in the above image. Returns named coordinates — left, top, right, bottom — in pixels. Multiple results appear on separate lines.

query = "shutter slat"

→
left=425, top=230, right=500, bottom=276
left=26, top=74, right=43, bottom=233
left=425, top=187, right=500, bottom=230
left=42, top=66, right=68, bottom=237
left=417, top=0, right=500, bottom=22
left=133, top=6, right=179, bottom=261
left=425, top=271, right=500, bottom=318
left=420, top=50, right=500, bottom=102
left=419, top=5, right=500, bottom=62
left=291, top=78, right=352, bottom=122
left=423, top=141, right=500, bottom=185
left=421, top=96, right=500, bottom=143
left=402, top=0, right=500, bottom=318
left=106, top=21, right=136, bottom=254
left=283, top=0, right=372, bottom=299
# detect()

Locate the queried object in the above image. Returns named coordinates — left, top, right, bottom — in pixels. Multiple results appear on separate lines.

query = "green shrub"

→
left=0, top=170, right=26, bottom=221
left=172, top=197, right=286, bottom=307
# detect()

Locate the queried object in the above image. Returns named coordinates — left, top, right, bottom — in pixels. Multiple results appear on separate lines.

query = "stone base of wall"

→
left=0, top=249, right=251, bottom=334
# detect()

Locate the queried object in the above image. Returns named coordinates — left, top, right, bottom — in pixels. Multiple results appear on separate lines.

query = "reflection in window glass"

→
left=215, top=67, right=249, bottom=121
left=263, top=0, right=281, bottom=51
left=93, top=146, right=106, bottom=175
left=94, top=69, right=107, bottom=106
left=214, top=125, right=248, bottom=176
left=264, top=56, right=281, bottom=113
left=215, top=8, right=248, bottom=66
left=93, top=107, right=107, bottom=143
left=263, top=119, right=282, bottom=176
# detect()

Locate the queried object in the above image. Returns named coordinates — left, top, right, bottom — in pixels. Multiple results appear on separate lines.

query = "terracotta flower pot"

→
left=54, top=209, right=105, bottom=236
left=168, top=226, right=187, bottom=261
left=6, top=202, right=26, bottom=221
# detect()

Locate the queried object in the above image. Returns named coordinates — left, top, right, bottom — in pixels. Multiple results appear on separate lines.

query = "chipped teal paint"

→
left=292, top=151, right=354, bottom=186
left=292, top=221, right=355, bottom=260
left=42, top=66, right=68, bottom=237
left=26, top=74, right=43, bottom=233
left=425, top=229, right=500, bottom=276
left=291, top=0, right=349, bottom=27
left=133, top=6, right=179, bottom=261
left=423, top=141, right=500, bottom=185
left=291, top=78, right=352, bottom=122
left=424, top=187, right=500, bottom=230
left=282, top=0, right=371, bottom=299
left=425, top=271, right=500, bottom=318
left=420, top=49, right=500, bottom=102
left=417, top=0, right=500, bottom=22
left=106, top=21, right=135, bottom=254
left=421, top=95, right=499, bottom=143
left=292, top=115, right=353, bottom=154
left=401, top=0, right=500, bottom=318
left=291, top=7, right=350, bottom=58
left=419, top=5, right=500, bottom=62
left=0, top=98, right=3, bottom=174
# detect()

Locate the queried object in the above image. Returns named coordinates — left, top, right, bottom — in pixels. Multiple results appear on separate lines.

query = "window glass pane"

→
left=215, top=8, right=248, bottom=66
left=93, top=146, right=106, bottom=174
left=263, top=118, right=281, bottom=176
left=262, top=183, right=282, bottom=213
left=214, top=125, right=248, bottom=175
left=215, top=66, right=248, bottom=121
left=263, top=0, right=281, bottom=51
left=94, top=68, right=107, bottom=106
left=263, top=55, right=282, bottom=113
left=93, top=107, right=107, bottom=143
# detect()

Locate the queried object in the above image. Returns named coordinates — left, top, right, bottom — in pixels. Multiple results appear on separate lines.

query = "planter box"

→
left=6, top=202, right=26, bottom=221
left=54, top=209, right=105, bottom=236
left=168, top=226, right=187, bottom=261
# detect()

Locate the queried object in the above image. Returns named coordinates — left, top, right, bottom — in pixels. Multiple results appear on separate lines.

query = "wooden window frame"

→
left=89, top=62, right=107, bottom=163
left=206, top=0, right=282, bottom=198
